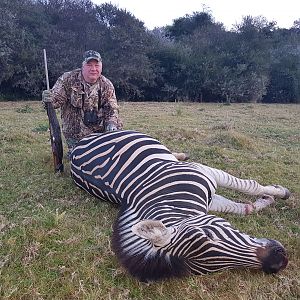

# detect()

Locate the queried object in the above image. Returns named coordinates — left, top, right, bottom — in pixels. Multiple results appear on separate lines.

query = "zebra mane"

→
left=112, top=209, right=188, bottom=282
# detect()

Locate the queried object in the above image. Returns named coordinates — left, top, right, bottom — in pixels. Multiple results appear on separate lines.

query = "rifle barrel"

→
left=43, top=49, right=50, bottom=90
left=42, top=49, right=64, bottom=173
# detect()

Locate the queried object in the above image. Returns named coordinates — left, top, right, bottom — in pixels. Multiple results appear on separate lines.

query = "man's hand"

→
left=105, top=122, right=118, bottom=132
left=42, top=90, right=52, bottom=109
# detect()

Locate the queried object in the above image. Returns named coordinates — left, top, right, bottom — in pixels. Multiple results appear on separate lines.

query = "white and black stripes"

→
left=70, top=130, right=288, bottom=282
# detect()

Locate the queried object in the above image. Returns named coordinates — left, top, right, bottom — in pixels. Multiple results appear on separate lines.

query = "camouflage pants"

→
left=66, top=138, right=80, bottom=160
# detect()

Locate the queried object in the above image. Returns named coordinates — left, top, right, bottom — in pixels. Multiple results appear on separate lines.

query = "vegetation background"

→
left=0, top=101, right=299, bottom=299
left=0, top=0, right=300, bottom=103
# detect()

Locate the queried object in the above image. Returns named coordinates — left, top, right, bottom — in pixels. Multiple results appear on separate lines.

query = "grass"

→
left=0, top=101, right=299, bottom=300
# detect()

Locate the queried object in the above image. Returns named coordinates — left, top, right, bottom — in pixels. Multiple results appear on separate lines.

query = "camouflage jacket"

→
left=50, top=68, right=122, bottom=142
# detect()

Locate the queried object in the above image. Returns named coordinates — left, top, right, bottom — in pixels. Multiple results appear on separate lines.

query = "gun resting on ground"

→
left=43, top=49, right=64, bottom=173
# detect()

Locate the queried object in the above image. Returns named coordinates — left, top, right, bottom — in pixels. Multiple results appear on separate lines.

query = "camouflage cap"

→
left=83, top=50, right=102, bottom=63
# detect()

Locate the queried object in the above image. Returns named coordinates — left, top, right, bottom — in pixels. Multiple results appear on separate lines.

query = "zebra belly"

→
left=70, top=131, right=215, bottom=209
left=70, top=131, right=177, bottom=204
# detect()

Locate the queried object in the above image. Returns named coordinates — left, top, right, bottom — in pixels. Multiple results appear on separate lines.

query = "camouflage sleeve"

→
left=50, top=73, right=69, bottom=109
left=102, top=79, right=123, bottom=129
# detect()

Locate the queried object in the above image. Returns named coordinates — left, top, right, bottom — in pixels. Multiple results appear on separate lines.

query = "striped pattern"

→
left=71, top=130, right=288, bottom=282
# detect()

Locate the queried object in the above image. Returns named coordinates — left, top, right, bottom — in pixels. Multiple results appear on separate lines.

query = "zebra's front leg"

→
left=209, top=194, right=276, bottom=215
left=192, top=163, right=291, bottom=199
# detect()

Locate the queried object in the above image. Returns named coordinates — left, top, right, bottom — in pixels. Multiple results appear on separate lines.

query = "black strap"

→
left=81, top=83, right=85, bottom=110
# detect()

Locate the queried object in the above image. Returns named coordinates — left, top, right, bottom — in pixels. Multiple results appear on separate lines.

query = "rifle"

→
left=43, top=49, right=64, bottom=173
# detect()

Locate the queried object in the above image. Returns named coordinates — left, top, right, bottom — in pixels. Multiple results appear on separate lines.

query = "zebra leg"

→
left=209, top=194, right=276, bottom=215
left=192, top=163, right=290, bottom=199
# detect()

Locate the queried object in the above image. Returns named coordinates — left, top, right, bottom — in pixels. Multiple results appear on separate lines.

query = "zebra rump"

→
left=70, top=130, right=289, bottom=282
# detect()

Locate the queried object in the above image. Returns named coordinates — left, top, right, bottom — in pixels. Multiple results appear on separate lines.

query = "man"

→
left=42, top=50, right=123, bottom=155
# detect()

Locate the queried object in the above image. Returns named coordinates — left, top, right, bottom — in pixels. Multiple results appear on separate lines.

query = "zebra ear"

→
left=132, top=220, right=173, bottom=247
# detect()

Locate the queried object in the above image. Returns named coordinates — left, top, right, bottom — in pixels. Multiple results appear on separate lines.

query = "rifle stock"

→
left=43, top=49, right=64, bottom=173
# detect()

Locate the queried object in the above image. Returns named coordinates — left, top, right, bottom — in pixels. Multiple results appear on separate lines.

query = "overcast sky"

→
left=92, top=0, right=299, bottom=30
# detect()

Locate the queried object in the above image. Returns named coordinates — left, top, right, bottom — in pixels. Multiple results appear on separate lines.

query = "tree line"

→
left=1, top=0, right=299, bottom=103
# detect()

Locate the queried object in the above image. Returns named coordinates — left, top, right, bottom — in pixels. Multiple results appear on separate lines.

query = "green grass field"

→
left=0, top=101, right=299, bottom=300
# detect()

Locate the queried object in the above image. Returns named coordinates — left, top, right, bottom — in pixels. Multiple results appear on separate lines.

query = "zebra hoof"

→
left=173, top=152, right=190, bottom=161
left=273, top=185, right=291, bottom=200
left=282, top=188, right=291, bottom=200
left=182, top=153, right=190, bottom=161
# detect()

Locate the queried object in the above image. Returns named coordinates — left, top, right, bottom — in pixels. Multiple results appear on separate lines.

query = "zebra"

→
left=70, top=130, right=290, bottom=282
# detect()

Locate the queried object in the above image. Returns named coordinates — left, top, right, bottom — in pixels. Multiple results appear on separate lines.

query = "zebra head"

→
left=113, top=213, right=288, bottom=282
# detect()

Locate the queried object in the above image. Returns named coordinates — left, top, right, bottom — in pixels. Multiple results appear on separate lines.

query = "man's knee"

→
left=66, top=138, right=79, bottom=160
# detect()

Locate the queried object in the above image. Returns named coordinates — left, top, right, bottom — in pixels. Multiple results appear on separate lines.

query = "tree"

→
left=264, top=28, right=300, bottom=103
left=231, top=16, right=275, bottom=102
left=0, top=0, right=49, bottom=98
left=147, top=34, right=191, bottom=101
left=0, top=1, right=299, bottom=102
left=95, top=3, right=155, bottom=100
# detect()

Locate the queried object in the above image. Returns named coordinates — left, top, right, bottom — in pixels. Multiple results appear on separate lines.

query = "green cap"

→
left=83, top=50, right=102, bottom=63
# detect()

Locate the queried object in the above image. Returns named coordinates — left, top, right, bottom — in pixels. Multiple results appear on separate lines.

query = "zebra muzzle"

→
left=257, top=239, right=288, bottom=274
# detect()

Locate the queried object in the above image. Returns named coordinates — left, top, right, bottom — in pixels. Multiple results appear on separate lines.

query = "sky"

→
left=93, top=0, right=299, bottom=30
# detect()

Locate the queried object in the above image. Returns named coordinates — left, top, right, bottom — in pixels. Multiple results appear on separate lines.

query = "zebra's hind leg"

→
left=209, top=194, right=276, bottom=215
left=191, top=163, right=291, bottom=199
left=259, top=185, right=291, bottom=200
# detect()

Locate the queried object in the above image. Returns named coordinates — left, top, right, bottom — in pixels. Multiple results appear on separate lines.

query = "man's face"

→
left=82, top=59, right=102, bottom=83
